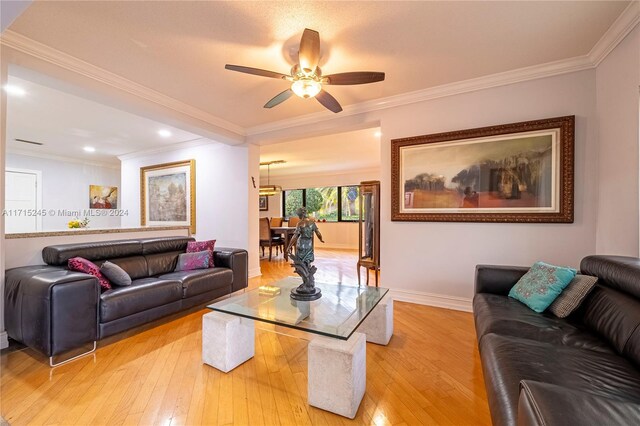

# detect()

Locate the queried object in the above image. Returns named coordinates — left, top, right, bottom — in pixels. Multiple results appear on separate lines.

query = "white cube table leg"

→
left=202, top=311, right=254, bottom=373
left=308, top=332, right=366, bottom=419
left=358, top=293, right=393, bottom=345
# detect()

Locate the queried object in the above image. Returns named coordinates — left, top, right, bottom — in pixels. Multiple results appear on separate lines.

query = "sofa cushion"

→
left=68, top=257, right=111, bottom=290
left=187, top=240, right=216, bottom=267
left=44, top=240, right=143, bottom=266
left=175, top=251, right=210, bottom=271
left=96, top=256, right=148, bottom=280
left=547, top=274, right=598, bottom=318
left=480, top=333, right=640, bottom=426
left=100, top=261, right=132, bottom=286
left=140, top=237, right=194, bottom=255
left=145, top=251, right=182, bottom=276
left=100, top=278, right=182, bottom=322
left=473, top=293, right=612, bottom=353
left=159, top=268, right=233, bottom=298
left=508, top=261, right=576, bottom=313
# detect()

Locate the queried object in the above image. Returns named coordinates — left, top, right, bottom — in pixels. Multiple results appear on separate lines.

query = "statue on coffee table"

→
left=287, top=207, right=324, bottom=301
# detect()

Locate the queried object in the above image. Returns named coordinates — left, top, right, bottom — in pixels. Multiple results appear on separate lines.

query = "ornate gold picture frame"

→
left=140, top=160, right=196, bottom=234
left=391, top=116, right=574, bottom=223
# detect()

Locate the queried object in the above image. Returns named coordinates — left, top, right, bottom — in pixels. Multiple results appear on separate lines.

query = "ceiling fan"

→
left=225, top=28, right=385, bottom=113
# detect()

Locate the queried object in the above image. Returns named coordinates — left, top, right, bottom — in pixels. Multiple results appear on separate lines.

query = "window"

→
left=282, top=186, right=359, bottom=222
left=283, top=189, right=303, bottom=219
left=340, top=185, right=360, bottom=221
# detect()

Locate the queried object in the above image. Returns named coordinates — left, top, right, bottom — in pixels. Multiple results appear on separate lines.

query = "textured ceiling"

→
left=7, top=1, right=630, bottom=129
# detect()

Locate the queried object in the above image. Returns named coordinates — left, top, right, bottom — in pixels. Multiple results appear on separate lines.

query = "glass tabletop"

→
left=207, top=277, right=388, bottom=340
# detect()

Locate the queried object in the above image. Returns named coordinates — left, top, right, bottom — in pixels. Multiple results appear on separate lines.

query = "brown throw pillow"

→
left=548, top=274, right=598, bottom=318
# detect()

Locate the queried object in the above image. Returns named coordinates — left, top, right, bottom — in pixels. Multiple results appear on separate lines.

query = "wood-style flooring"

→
left=0, top=249, right=491, bottom=425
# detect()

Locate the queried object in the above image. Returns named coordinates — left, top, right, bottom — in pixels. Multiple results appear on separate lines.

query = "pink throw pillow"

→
left=187, top=240, right=216, bottom=267
left=68, top=257, right=112, bottom=290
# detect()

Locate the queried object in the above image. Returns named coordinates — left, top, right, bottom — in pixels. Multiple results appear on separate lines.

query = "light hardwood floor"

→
left=0, top=249, right=491, bottom=425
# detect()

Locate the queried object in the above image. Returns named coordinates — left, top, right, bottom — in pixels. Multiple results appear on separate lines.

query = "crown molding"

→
left=589, top=1, right=640, bottom=66
left=246, top=55, right=595, bottom=136
left=117, top=138, right=220, bottom=161
left=7, top=147, right=121, bottom=169
left=0, top=30, right=246, bottom=137
left=262, top=167, right=381, bottom=184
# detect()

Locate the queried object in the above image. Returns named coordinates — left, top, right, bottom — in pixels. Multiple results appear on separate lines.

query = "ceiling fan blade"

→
left=315, top=89, right=343, bottom=113
left=264, top=89, right=294, bottom=109
left=225, top=64, right=289, bottom=80
left=324, top=72, right=386, bottom=85
left=298, top=28, right=320, bottom=73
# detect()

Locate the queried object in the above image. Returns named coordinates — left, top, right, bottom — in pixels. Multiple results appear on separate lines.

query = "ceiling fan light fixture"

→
left=291, top=79, right=321, bottom=98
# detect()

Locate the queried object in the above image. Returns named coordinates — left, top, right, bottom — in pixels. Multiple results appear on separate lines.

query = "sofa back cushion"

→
left=145, top=251, right=182, bottom=276
left=580, top=255, right=640, bottom=367
left=44, top=240, right=143, bottom=266
left=140, top=237, right=193, bottom=255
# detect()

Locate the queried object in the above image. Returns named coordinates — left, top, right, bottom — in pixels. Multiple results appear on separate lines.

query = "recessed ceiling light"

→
left=374, top=131, right=381, bottom=137
left=3, top=85, right=26, bottom=97
left=83, top=146, right=96, bottom=153
left=158, top=129, right=172, bottom=138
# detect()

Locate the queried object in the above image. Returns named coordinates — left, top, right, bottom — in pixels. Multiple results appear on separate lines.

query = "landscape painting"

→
left=89, top=185, right=118, bottom=209
left=141, top=160, right=196, bottom=233
left=391, top=116, right=574, bottom=223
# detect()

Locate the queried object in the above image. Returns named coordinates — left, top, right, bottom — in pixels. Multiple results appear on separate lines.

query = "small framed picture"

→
left=259, top=195, right=269, bottom=211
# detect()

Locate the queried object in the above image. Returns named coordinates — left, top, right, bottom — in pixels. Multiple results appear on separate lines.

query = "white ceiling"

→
left=5, top=76, right=204, bottom=165
left=259, top=128, right=381, bottom=178
left=7, top=1, right=630, bottom=130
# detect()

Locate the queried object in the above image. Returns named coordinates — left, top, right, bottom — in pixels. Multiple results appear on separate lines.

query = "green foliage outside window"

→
left=283, top=185, right=360, bottom=222
left=284, top=189, right=303, bottom=218
left=341, top=186, right=360, bottom=221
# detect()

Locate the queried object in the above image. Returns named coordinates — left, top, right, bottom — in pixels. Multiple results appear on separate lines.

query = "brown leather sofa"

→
left=4, top=236, right=247, bottom=363
left=474, top=255, right=640, bottom=426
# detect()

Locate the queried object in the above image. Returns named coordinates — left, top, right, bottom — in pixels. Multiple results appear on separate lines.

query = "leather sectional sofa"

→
left=4, top=236, right=247, bottom=364
left=474, top=255, right=640, bottom=425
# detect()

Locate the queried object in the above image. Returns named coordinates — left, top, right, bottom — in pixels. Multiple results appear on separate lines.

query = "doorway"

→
left=5, top=168, right=42, bottom=233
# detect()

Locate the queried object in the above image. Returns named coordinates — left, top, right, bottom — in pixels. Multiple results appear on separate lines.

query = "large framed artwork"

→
left=259, top=195, right=269, bottom=211
left=391, top=116, right=574, bottom=223
left=140, top=160, right=196, bottom=234
left=89, top=185, right=117, bottom=209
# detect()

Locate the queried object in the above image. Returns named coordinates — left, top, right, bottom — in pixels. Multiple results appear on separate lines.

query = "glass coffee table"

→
left=203, top=277, right=394, bottom=419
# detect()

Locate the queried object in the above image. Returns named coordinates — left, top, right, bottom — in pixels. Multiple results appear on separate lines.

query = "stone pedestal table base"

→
left=358, top=293, right=394, bottom=345
left=202, top=311, right=254, bottom=373
left=307, top=332, right=366, bottom=419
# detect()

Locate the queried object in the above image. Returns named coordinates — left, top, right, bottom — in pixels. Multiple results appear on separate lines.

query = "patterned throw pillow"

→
left=100, top=261, right=132, bottom=287
left=187, top=240, right=216, bottom=267
left=509, top=261, right=577, bottom=313
left=548, top=274, right=598, bottom=318
left=68, top=257, right=112, bottom=290
left=175, top=250, right=211, bottom=271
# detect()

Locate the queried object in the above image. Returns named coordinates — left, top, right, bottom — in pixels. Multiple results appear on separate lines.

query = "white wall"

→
left=247, top=144, right=260, bottom=277
left=595, top=25, right=640, bottom=256
left=252, top=69, right=601, bottom=309
left=260, top=169, right=380, bottom=249
left=1, top=54, right=9, bottom=348
left=120, top=142, right=252, bottom=257
left=6, top=153, right=121, bottom=230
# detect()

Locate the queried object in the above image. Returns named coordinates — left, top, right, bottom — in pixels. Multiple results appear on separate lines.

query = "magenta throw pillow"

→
left=187, top=240, right=216, bottom=267
left=68, top=257, right=111, bottom=290
left=175, top=251, right=211, bottom=271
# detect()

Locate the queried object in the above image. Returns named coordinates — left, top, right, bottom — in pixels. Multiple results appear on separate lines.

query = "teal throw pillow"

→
left=509, top=261, right=577, bottom=313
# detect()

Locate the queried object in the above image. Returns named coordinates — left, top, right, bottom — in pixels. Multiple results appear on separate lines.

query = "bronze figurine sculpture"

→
left=287, top=207, right=324, bottom=301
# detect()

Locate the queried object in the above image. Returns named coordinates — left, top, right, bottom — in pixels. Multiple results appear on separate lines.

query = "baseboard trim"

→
left=0, top=331, right=8, bottom=350
left=248, top=267, right=262, bottom=278
left=390, top=289, right=473, bottom=312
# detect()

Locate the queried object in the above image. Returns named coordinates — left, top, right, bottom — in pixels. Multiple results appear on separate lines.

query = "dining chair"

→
left=259, top=217, right=284, bottom=261
left=270, top=217, right=283, bottom=227
left=288, top=216, right=300, bottom=228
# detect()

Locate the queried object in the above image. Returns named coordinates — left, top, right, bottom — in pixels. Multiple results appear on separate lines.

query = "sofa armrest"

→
left=213, top=248, right=248, bottom=293
left=518, top=380, right=640, bottom=426
left=475, top=265, right=529, bottom=295
left=4, top=265, right=100, bottom=357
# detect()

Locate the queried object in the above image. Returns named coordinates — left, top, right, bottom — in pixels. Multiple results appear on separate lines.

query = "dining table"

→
left=271, top=226, right=297, bottom=261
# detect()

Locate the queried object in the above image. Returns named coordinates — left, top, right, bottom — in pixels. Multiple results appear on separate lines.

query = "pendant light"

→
left=259, top=160, right=285, bottom=196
